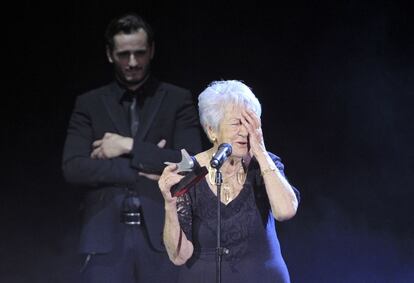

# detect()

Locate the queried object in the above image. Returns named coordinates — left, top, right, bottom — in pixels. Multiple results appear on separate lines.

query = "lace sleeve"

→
left=176, top=193, right=193, bottom=242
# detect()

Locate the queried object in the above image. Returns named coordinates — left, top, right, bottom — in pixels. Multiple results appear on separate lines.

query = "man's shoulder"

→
left=158, top=81, right=191, bottom=96
left=81, top=82, right=115, bottom=97
left=76, top=82, right=116, bottom=102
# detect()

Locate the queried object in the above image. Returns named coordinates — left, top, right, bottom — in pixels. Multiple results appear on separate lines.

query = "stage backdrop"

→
left=2, top=1, right=413, bottom=282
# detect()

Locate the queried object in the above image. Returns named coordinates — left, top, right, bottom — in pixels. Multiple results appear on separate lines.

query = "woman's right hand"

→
left=158, top=164, right=185, bottom=205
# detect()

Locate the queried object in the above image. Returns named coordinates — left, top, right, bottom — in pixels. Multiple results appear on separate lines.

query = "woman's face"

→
left=212, top=104, right=249, bottom=158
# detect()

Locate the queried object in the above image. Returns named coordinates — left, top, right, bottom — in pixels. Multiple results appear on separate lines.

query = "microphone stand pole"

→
left=215, top=168, right=226, bottom=283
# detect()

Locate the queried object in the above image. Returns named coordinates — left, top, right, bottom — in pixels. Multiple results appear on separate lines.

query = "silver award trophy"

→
left=165, top=149, right=208, bottom=197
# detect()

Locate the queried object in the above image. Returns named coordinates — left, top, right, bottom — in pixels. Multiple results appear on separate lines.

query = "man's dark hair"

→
left=105, top=12, right=154, bottom=51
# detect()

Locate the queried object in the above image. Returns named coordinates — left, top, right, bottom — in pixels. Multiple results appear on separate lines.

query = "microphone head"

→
left=210, top=143, right=232, bottom=168
left=210, top=159, right=220, bottom=168
left=218, top=143, right=232, bottom=156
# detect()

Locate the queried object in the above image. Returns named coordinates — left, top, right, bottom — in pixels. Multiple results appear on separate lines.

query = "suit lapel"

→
left=137, top=81, right=166, bottom=141
left=102, top=83, right=131, bottom=137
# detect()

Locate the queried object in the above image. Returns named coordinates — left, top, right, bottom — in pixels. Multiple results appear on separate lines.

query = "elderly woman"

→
left=158, top=80, right=299, bottom=283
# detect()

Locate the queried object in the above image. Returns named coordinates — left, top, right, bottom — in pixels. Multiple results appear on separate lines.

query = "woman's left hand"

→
left=158, top=164, right=184, bottom=205
left=241, top=109, right=266, bottom=158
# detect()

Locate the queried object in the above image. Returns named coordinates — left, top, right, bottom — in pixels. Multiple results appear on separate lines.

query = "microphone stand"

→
left=215, top=168, right=228, bottom=283
left=211, top=143, right=232, bottom=283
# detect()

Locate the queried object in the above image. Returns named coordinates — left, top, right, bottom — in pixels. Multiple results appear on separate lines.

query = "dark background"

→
left=2, top=1, right=413, bottom=282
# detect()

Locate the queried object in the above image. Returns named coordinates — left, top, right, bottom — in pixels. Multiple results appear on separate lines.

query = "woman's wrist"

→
left=261, top=167, right=278, bottom=176
left=164, top=201, right=177, bottom=211
left=255, top=151, right=279, bottom=176
left=254, top=149, right=271, bottom=164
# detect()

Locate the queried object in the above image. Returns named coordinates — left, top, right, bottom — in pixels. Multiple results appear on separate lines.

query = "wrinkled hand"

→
left=91, top=133, right=132, bottom=159
left=138, top=139, right=167, bottom=181
left=158, top=164, right=184, bottom=204
left=241, top=109, right=266, bottom=158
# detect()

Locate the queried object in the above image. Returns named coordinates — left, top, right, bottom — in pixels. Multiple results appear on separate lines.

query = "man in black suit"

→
left=62, top=13, right=202, bottom=283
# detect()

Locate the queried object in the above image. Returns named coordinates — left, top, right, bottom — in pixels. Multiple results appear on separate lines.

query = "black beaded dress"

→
left=176, top=153, right=298, bottom=283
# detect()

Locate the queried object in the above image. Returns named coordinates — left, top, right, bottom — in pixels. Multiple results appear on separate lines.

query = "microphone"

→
left=210, top=143, right=232, bottom=169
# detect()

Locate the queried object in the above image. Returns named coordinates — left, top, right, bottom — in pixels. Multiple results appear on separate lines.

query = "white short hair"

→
left=198, top=80, right=262, bottom=134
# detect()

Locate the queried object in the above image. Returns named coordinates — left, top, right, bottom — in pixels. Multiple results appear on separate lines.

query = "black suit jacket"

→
left=62, top=78, right=202, bottom=253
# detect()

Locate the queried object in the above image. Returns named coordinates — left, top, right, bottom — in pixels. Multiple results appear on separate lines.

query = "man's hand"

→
left=138, top=139, right=166, bottom=181
left=91, top=133, right=133, bottom=159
